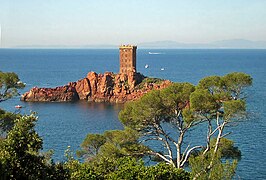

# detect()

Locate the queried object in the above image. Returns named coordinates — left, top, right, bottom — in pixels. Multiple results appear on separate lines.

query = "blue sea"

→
left=0, top=49, right=266, bottom=179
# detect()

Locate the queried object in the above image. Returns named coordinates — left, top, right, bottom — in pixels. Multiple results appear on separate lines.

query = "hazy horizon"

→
left=1, top=0, right=266, bottom=48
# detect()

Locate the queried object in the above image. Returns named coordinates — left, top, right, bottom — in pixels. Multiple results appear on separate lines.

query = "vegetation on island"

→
left=135, top=77, right=164, bottom=90
left=0, top=71, right=252, bottom=179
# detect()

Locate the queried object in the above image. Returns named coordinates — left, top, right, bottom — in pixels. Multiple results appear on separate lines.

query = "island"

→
left=21, top=45, right=172, bottom=103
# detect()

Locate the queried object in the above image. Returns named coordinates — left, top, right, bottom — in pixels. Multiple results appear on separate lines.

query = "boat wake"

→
left=148, top=52, right=164, bottom=55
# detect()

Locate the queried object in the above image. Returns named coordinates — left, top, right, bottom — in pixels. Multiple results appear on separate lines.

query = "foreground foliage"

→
left=189, top=151, right=238, bottom=180
left=66, top=156, right=190, bottom=180
left=0, top=109, right=21, bottom=136
left=0, top=114, right=69, bottom=179
left=77, top=127, right=149, bottom=161
left=0, top=113, right=190, bottom=180
left=0, top=71, right=25, bottom=102
left=118, top=72, right=251, bottom=178
left=0, top=71, right=25, bottom=135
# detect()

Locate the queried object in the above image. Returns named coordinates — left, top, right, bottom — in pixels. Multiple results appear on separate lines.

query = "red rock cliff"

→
left=21, top=72, right=172, bottom=103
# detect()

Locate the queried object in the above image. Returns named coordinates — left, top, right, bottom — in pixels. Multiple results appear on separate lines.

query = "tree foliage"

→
left=0, top=71, right=25, bottom=102
left=66, top=156, right=190, bottom=180
left=223, top=72, right=252, bottom=99
left=77, top=127, right=149, bottom=161
left=0, top=114, right=69, bottom=179
left=0, top=109, right=21, bottom=135
left=210, top=138, right=241, bottom=159
left=0, top=71, right=25, bottom=135
left=118, top=72, right=252, bottom=178
left=188, top=137, right=240, bottom=179
left=189, top=151, right=237, bottom=180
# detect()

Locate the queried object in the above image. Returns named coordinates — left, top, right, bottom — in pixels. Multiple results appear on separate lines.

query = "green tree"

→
left=77, top=127, right=148, bottom=161
left=188, top=73, right=251, bottom=179
left=0, top=113, right=69, bottom=179
left=188, top=137, right=240, bottom=179
left=189, top=151, right=237, bottom=180
left=0, top=109, right=21, bottom=135
left=65, top=156, right=190, bottom=180
left=77, top=134, right=106, bottom=159
left=105, top=157, right=190, bottom=180
left=223, top=72, right=252, bottom=99
left=0, top=71, right=25, bottom=102
left=119, top=72, right=252, bottom=175
left=64, top=158, right=99, bottom=180
left=119, top=83, right=202, bottom=168
left=0, top=71, right=25, bottom=135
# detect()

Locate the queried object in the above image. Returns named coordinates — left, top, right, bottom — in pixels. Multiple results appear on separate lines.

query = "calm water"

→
left=0, top=49, right=266, bottom=179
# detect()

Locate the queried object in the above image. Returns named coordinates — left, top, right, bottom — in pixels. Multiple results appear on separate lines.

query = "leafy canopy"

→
left=66, top=156, right=190, bottom=180
left=118, top=72, right=252, bottom=173
left=0, top=113, right=69, bottom=179
left=0, top=71, right=25, bottom=102
left=77, top=127, right=148, bottom=161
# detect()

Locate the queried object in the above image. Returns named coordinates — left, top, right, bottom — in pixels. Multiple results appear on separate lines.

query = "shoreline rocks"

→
left=20, top=85, right=79, bottom=102
left=21, top=71, right=172, bottom=103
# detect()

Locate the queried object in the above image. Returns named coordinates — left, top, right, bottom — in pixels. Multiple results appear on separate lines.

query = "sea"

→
left=0, top=49, right=265, bottom=179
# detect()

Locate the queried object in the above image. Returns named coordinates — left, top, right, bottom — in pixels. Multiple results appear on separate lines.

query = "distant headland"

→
left=21, top=45, right=171, bottom=103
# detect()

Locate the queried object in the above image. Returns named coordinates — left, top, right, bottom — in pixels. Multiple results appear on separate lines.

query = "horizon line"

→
left=1, top=38, right=266, bottom=49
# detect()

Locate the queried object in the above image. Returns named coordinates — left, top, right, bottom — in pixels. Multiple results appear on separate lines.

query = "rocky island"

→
left=21, top=45, right=172, bottom=103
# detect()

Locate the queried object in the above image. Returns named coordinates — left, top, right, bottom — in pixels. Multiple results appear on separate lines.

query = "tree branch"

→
left=140, top=136, right=173, bottom=163
left=147, top=150, right=174, bottom=166
left=221, top=132, right=231, bottom=138
left=180, top=145, right=202, bottom=167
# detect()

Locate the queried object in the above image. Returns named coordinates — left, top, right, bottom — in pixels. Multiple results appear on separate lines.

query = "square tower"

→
left=119, top=45, right=137, bottom=74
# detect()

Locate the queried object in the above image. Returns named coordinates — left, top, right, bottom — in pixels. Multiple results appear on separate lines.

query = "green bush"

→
left=135, top=77, right=164, bottom=90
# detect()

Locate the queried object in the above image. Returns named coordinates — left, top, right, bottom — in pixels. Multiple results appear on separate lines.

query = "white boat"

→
left=161, top=68, right=165, bottom=71
left=148, top=52, right=162, bottom=55
left=145, top=64, right=149, bottom=68
left=15, top=105, right=22, bottom=109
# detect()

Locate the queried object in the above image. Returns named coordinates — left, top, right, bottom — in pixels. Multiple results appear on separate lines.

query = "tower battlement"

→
left=119, top=44, right=137, bottom=48
left=119, top=45, right=137, bottom=74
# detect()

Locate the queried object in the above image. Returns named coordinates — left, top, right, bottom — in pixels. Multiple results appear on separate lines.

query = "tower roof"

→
left=119, top=45, right=137, bottom=49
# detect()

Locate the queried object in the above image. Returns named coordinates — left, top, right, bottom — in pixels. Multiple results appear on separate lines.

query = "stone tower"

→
left=119, top=45, right=137, bottom=74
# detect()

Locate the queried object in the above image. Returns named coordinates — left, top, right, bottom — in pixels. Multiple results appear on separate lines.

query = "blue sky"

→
left=0, top=0, right=266, bottom=47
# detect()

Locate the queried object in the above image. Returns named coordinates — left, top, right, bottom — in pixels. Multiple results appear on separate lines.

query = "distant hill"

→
left=138, top=39, right=266, bottom=49
left=8, top=39, right=266, bottom=49
left=210, top=39, right=266, bottom=49
left=138, top=41, right=207, bottom=49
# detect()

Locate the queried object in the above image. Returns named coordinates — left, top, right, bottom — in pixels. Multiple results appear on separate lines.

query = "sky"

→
left=0, top=0, right=266, bottom=47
